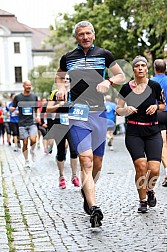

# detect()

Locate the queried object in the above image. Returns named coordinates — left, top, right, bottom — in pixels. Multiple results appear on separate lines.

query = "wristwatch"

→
left=107, top=78, right=113, bottom=85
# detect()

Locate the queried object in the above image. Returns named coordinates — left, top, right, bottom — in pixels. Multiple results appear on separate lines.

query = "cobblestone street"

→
left=0, top=135, right=167, bottom=252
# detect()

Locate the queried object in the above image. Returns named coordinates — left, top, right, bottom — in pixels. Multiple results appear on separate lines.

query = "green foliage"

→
left=125, top=0, right=167, bottom=62
left=46, top=0, right=166, bottom=76
left=29, top=65, right=54, bottom=98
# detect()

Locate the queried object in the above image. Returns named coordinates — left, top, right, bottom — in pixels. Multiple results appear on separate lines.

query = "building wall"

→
left=0, top=28, right=33, bottom=93
left=32, top=53, right=53, bottom=67
left=0, top=25, right=53, bottom=95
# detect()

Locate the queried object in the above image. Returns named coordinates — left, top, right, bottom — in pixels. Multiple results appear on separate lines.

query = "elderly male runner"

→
left=56, top=21, right=125, bottom=227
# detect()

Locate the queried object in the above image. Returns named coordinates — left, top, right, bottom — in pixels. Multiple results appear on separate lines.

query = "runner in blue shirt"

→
left=6, top=93, right=20, bottom=151
left=105, top=95, right=117, bottom=150
left=151, top=59, right=167, bottom=186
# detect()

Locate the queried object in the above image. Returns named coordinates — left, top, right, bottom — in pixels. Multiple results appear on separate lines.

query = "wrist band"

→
left=107, top=78, right=113, bottom=86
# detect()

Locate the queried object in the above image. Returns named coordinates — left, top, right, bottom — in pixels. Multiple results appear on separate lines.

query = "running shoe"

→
left=44, top=148, right=48, bottom=154
left=162, top=178, right=167, bottom=187
left=147, top=190, right=157, bottom=207
left=137, top=200, right=148, bottom=213
left=17, top=142, right=21, bottom=149
left=107, top=139, right=112, bottom=146
left=37, top=142, right=40, bottom=149
left=90, top=206, right=103, bottom=228
left=24, top=160, right=30, bottom=168
left=48, top=149, right=52, bottom=154
left=30, top=149, right=36, bottom=162
left=14, top=146, right=18, bottom=152
left=59, top=177, right=66, bottom=189
left=48, top=145, right=53, bottom=154
left=109, top=146, right=114, bottom=151
left=81, top=188, right=91, bottom=215
left=72, top=176, right=80, bottom=187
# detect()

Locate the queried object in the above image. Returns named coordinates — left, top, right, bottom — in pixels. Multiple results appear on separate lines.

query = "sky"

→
left=0, top=0, right=85, bottom=28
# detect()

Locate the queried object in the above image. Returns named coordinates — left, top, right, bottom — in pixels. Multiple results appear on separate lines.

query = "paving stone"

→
left=0, top=136, right=167, bottom=252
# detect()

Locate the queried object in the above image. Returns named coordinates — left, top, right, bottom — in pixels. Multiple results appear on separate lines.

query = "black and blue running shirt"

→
left=59, top=45, right=115, bottom=108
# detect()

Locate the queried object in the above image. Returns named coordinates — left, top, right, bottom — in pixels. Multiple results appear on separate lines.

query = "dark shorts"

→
left=0, top=124, right=5, bottom=135
left=56, top=131, right=77, bottom=161
left=37, top=124, right=47, bottom=137
left=9, top=122, right=19, bottom=137
left=47, top=119, right=54, bottom=130
left=157, top=111, right=167, bottom=131
left=4, top=122, right=10, bottom=135
left=125, top=132, right=163, bottom=162
left=69, top=111, right=107, bottom=156
left=43, top=123, right=77, bottom=160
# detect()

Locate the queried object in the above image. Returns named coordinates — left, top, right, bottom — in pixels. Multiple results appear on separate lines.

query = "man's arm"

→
left=55, top=68, right=67, bottom=101
left=10, top=96, right=17, bottom=112
left=97, top=63, right=126, bottom=93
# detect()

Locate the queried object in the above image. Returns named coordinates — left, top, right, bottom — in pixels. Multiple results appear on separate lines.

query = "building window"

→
left=14, top=42, right=20, bottom=53
left=15, top=67, right=22, bottom=83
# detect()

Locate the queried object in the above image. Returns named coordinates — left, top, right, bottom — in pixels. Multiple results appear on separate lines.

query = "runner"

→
left=116, top=56, right=166, bottom=213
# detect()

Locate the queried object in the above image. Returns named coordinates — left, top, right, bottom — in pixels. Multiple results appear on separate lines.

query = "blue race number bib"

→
left=68, top=104, right=89, bottom=121
left=22, top=107, right=33, bottom=115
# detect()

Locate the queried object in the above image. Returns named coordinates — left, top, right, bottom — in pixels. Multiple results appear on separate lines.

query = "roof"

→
left=0, top=9, right=15, bottom=16
left=25, top=27, right=53, bottom=51
left=0, top=9, right=53, bottom=51
left=0, top=9, right=31, bottom=33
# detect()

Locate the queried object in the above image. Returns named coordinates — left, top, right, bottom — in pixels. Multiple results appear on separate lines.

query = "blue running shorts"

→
left=69, top=111, right=107, bottom=156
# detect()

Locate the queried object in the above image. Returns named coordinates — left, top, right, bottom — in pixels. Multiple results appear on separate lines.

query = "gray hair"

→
left=132, top=56, right=148, bottom=69
left=73, top=21, right=95, bottom=36
left=154, top=59, right=166, bottom=73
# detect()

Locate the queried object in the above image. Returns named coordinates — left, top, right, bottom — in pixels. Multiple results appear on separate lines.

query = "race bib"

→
left=22, top=107, right=33, bottom=115
left=60, top=113, right=69, bottom=125
left=68, top=104, right=89, bottom=121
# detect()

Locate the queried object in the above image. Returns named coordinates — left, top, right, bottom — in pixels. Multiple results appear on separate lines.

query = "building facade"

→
left=0, top=9, right=53, bottom=95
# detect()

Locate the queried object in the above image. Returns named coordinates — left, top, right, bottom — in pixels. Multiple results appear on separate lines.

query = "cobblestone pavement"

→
left=0, top=135, right=167, bottom=252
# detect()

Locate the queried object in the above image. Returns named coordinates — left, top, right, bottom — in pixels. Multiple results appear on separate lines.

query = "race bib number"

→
left=68, top=104, right=89, bottom=121
left=22, top=107, right=32, bottom=115
left=60, top=113, right=69, bottom=125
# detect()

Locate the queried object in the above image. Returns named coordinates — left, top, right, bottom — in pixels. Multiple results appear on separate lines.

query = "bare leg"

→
left=134, top=158, right=147, bottom=201
left=57, top=160, right=65, bottom=177
left=147, top=160, right=160, bottom=190
left=161, top=130, right=167, bottom=179
left=79, top=150, right=96, bottom=208
left=22, top=138, right=29, bottom=161
left=92, top=154, right=103, bottom=183
left=71, top=158, right=78, bottom=176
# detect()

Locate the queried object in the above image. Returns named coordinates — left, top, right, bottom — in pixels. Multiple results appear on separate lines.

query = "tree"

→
left=47, top=0, right=167, bottom=74
left=125, top=0, right=167, bottom=64
left=29, top=65, right=55, bottom=98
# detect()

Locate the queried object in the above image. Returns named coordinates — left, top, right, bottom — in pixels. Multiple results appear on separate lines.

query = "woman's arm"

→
left=46, top=100, right=65, bottom=113
left=116, top=98, right=138, bottom=116
left=157, top=102, right=166, bottom=112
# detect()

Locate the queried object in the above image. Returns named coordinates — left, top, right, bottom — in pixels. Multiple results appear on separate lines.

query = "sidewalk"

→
left=0, top=136, right=167, bottom=252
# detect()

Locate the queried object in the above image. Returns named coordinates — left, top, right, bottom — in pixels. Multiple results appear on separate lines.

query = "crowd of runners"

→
left=0, top=21, right=167, bottom=228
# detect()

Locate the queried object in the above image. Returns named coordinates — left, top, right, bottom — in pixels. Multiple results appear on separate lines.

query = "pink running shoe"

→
left=59, top=177, right=66, bottom=189
left=72, top=176, right=80, bottom=187
left=44, top=148, right=48, bottom=154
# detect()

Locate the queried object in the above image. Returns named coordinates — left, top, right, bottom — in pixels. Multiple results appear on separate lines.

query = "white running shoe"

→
left=25, top=160, right=30, bottom=168
left=110, top=146, right=114, bottom=151
left=13, top=146, right=18, bottom=152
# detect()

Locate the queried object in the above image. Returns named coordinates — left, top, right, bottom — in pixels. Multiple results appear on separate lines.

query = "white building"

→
left=0, top=9, right=53, bottom=95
